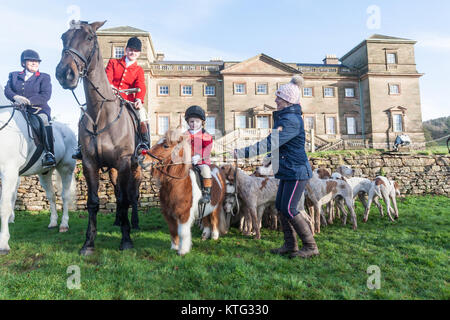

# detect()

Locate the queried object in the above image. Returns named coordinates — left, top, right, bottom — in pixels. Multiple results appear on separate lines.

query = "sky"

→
left=0, top=0, right=449, bottom=133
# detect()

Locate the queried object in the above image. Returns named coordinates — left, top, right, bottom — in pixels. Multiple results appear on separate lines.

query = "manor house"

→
left=97, top=26, right=425, bottom=151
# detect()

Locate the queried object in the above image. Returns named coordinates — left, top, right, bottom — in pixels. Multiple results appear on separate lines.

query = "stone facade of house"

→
left=96, top=27, right=425, bottom=150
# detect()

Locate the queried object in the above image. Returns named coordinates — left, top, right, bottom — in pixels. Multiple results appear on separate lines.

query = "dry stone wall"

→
left=7, top=154, right=450, bottom=212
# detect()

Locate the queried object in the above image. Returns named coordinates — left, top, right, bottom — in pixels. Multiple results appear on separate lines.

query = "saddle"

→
left=17, top=109, right=46, bottom=175
left=24, top=111, right=45, bottom=146
left=122, top=101, right=146, bottom=155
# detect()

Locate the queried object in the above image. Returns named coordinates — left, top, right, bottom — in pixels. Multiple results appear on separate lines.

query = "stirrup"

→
left=42, top=153, right=56, bottom=168
left=72, top=148, right=82, bottom=160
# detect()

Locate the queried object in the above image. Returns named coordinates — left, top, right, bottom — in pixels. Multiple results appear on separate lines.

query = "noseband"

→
left=140, top=149, right=190, bottom=180
left=63, top=35, right=97, bottom=79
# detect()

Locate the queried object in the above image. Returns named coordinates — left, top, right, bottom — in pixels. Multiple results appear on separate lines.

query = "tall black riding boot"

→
left=138, top=122, right=150, bottom=151
left=72, top=142, right=82, bottom=160
left=42, top=125, right=56, bottom=168
left=288, top=214, right=319, bottom=258
left=270, top=213, right=299, bottom=255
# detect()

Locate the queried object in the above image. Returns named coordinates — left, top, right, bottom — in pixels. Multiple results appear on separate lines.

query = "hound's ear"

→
left=90, top=21, right=107, bottom=32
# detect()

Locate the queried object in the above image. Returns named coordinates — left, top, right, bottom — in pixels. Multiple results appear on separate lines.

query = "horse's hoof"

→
left=80, top=247, right=95, bottom=256
left=48, top=225, right=58, bottom=229
left=113, top=221, right=120, bottom=227
left=119, top=241, right=134, bottom=251
left=0, top=249, right=10, bottom=255
left=59, top=226, right=69, bottom=233
left=362, top=218, right=368, bottom=223
left=395, top=215, right=399, bottom=220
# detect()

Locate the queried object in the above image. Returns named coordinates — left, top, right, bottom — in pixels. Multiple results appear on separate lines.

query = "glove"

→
left=262, top=155, right=272, bottom=167
left=192, top=154, right=201, bottom=165
left=13, top=95, right=31, bottom=105
left=134, top=98, right=143, bottom=110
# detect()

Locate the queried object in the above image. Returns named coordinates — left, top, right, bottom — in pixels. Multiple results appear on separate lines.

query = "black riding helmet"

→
left=185, top=105, right=206, bottom=121
left=21, top=49, right=41, bottom=68
left=126, top=37, right=142, bottom=51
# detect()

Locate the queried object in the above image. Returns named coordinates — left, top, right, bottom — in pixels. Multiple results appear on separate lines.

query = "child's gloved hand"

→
left=192, top=154, right=201, bottom=165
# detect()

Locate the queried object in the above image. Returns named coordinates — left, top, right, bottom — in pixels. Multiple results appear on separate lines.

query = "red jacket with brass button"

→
left=105, top=56, right=146, bottom=102
left=186, top=129, right=213, bottom=165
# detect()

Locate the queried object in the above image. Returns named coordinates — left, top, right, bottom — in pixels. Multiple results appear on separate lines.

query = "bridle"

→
left=141, top=149, right=191, bottom=180
left=62, top=25, right=125, bottom=170
left=63, top=31, right=115, bottom=105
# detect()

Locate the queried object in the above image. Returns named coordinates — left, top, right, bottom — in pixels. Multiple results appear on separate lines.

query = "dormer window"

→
left=387, top=53, right=397, bottom=64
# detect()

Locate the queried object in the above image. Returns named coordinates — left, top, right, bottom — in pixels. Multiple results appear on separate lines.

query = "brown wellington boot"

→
left=288, top=214, right=319, bottom=259
left=199, top=178, right=212, bottom=204
left=270, top=213, right=299, bottom=255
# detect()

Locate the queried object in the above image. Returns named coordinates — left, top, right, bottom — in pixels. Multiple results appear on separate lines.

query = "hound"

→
left=363, top=176, right=400, bottom=222
left=220, top=164, right=279, bottom=239
left=303, top=170, right=357, bottom=234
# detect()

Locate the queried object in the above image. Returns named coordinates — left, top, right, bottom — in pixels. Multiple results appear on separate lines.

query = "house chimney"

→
left=323, top=54, right=339, bottom=65
left=155, top=53, right=165, bottom=61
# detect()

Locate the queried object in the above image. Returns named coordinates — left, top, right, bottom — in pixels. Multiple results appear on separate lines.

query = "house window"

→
left=158, top=85, right=169, bottom=96
left=235, top=115, right=247, bottom=129
left=114, top=46, right=124, bottom=58
left=387, top=53, right=397, bottom=64
left=304, top=117, right=314, bottom=131
left=326, top=117, right=336, bottom=134
left=234, top=83, right=246, bottom=94
left=345, top=88, right=355, bottom=98
left=181, top=85, right=193, bottom=96
left=393, top=114, right=403, bottom=132
left=277, top=82, right=288, bottom=89
left=256, top=83, right=268, bottom=95
left=204, top=85, right=215, bottom=96
left=206, top=116, right=216, bottom=135
left=324, top=87, right=335, bottom=97
left=346, top=117, right=356, bottom=135
left=389, top=84, right=400, bottom=95
left=158, top=115, right=169, bottom=135
left=303, top=87, right=313, bottom=97
left=256, top=116, right=270, bottom=129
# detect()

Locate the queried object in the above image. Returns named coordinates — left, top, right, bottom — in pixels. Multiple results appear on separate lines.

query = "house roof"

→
left=368, top=34, right=413, bottom=41
left=221, top=53, right=302, bottom=75
left=97, top=26, right=149, bottom=34
left=341, top=34, right=417, bottom=62
left=153, top=61, right=224, bottom=65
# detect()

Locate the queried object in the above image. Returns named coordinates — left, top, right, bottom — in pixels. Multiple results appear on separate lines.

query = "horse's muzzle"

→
left=56, top=62, right=79, bottom=90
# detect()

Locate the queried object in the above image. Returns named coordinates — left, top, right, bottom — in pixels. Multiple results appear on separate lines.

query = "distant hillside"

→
left=423, top=116, right=450, bottom=146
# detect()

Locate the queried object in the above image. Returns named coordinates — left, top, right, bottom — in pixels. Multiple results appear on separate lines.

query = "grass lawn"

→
left=0, top=195, right=448, bottom=300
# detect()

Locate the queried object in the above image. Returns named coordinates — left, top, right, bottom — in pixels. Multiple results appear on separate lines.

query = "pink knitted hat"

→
left=276, top=75, right=305, bottom=104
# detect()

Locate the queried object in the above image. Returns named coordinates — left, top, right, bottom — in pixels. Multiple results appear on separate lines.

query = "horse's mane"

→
left=69, top=20, right=89, bottom=30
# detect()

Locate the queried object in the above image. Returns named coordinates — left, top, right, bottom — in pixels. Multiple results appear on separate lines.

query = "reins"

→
left=142, top=150, right=191, bottom=180
left=0, top=105, right=16, bottom=131
left=64, top=33, right=134, bottom=171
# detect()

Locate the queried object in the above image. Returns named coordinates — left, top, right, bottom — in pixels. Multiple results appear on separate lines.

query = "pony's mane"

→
left=164, top=128, right=186, bottom=145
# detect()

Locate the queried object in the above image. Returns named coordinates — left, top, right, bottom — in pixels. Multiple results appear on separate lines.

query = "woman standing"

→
left=4, top=49, right=55, bottom=168
left=233, top=75, right=319, bottom=258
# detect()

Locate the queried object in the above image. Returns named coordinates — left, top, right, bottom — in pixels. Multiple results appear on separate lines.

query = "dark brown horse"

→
left=56, top=20, right=141, bottom=255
